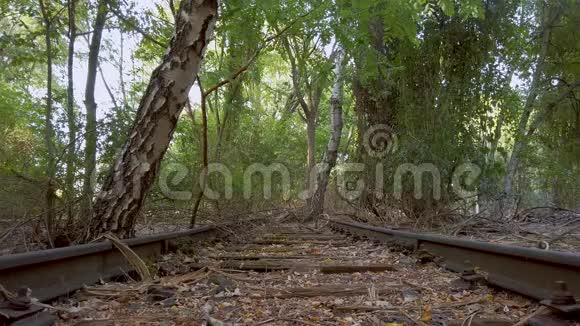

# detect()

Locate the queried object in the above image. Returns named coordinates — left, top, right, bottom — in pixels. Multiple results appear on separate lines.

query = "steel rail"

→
left=0, top=225, right=221, bottom=303
left=328, top=219, right=580, bottom=303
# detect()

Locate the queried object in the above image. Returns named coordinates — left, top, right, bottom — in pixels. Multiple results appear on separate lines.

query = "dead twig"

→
left=403, top=280, right=436, bottom=293
left=165, top=266, right=210, bottom=285
left=511, top=306, right=548, bottom=326
left=201, top=302, right=230, bottom=326
left=546, top=223, right=580, bottom=246
left=256, top=318, right=276, bottom=325
left=461, top=311, right=480, bottom=326
left=434, top=297, right=486, bottom=309
left=399, top=308, right=429, bottom=326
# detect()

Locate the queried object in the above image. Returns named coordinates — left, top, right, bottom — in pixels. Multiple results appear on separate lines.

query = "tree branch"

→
left=527, top=79, right=580, bottom=136
left=106, top=1, right=166, bottom=48
left=203, top=21, right=296, bottom=97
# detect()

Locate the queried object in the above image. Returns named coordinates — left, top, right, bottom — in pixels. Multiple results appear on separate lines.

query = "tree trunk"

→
left=87, top=0, right=218, bottom=239
left=503, top=5, right=559, bottom=195
left=189, top=46, right=266, bottom=226
left=306, top=115, right=316, bottom=175
left=119, top=30, right=127, bottom=104
left=39, top=0, right=56, bottom=247
left=279, top=35, right=321, bottom=194
left=82, top=0, right=107, bottom=209
left=309, top=49, right=345, bottom=219
left=65, top=0, right=77, bottom=222
left=191, top=80, right=209, bottom=228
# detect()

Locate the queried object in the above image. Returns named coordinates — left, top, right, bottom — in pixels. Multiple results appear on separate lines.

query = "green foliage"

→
left=1, top=0, right=579, bottom=222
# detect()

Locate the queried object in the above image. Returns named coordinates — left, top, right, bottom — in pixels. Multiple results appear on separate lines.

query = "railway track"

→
left=0, top=214, right=579, bottom=325
left=328, top=219, right=580, bottom=306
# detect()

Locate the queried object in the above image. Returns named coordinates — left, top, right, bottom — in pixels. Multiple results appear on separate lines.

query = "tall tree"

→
left=65, top=0, right=77, bottom=221
left=38, top=0, right=56, bottom=246
left=82, top=0, right=107, bottom=209
left=503, top=2, right=561, bottom=196
left=280, top=33, right=329, bottom=188
left=86, top=0, right=218, bottom=239
left=309, top=48, right=345, bottom=219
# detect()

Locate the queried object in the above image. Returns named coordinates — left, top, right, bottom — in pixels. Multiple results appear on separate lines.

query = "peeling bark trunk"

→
left=82, top=0, right=107, bottom=208
left=66, top=0, right=77, bottom=222
left=503, top=5, right=559, bottom=196
left=309, top=50, right=345, bottom=219
left=87, top=0, right=218, bottom=239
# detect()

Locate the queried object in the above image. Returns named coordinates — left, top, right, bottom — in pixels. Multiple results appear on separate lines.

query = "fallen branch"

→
left=260, top=234, right=343, bottom=241
left=205, top=255, right=322, bottom=260
left=83, top=284, right=146, bottom=298
left=319, top=264, right=397, bottom=274
left=403, top=280, right=436, bottom=293
left=250, top=240, right=348, bottom=245
left=333, top=297, right=485, bottom=313
left=164, top=266, right=210, bottom=285
left=210, top=268, right=286, bottom=282
left=266, top=285, right=399, bottom=298
left=189, top=261, right=397, bottom=273
left=434, top=297, right=486, bottom=309
left=188, top=261, right=288, bottom=272
left=333, top=304, right=405, bottom=312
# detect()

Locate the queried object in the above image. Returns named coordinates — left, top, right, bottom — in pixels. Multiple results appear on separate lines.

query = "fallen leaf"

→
left=420, top=305, right=432, bottom=322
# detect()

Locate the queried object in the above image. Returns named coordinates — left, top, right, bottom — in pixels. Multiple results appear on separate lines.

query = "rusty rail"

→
left=0, top=226, right=221, bottom=302
left=329, top=219, right=580, bottom=305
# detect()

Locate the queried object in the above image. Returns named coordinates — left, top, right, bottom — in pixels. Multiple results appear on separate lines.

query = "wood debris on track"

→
left=54, top=222, right=542, bottom=326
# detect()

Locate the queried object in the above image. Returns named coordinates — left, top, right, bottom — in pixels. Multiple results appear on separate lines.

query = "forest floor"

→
left=2, top=206, right=579, bottom=257
left=53, top=219, right=542, bottom=326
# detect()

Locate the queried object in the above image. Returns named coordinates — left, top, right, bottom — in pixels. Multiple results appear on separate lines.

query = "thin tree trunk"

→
left=189, top=41, right=272, bottom=227
left=488, top=113, right=505, bottom=165
left=503, top=5, right=559, bottom=195
left=65, top=0, right=77, bottom=223
left=280, top=35, right=317, bottom=192
left=82, top=0, right=107, bottom=210
left=39, top=0, right=56, bottom=247
left=191, top=80, right=209, bottom=228
left=98, top=61, right=118, bottom=108
left=487, top=70, right=515, bottom=167
left=306, top=115, right=316, bottom=174
left=119, top=30, right=127, bottom=105
left=87, top=0, right=218, bottom=239
left=309, top=49, right=345, bottom=219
